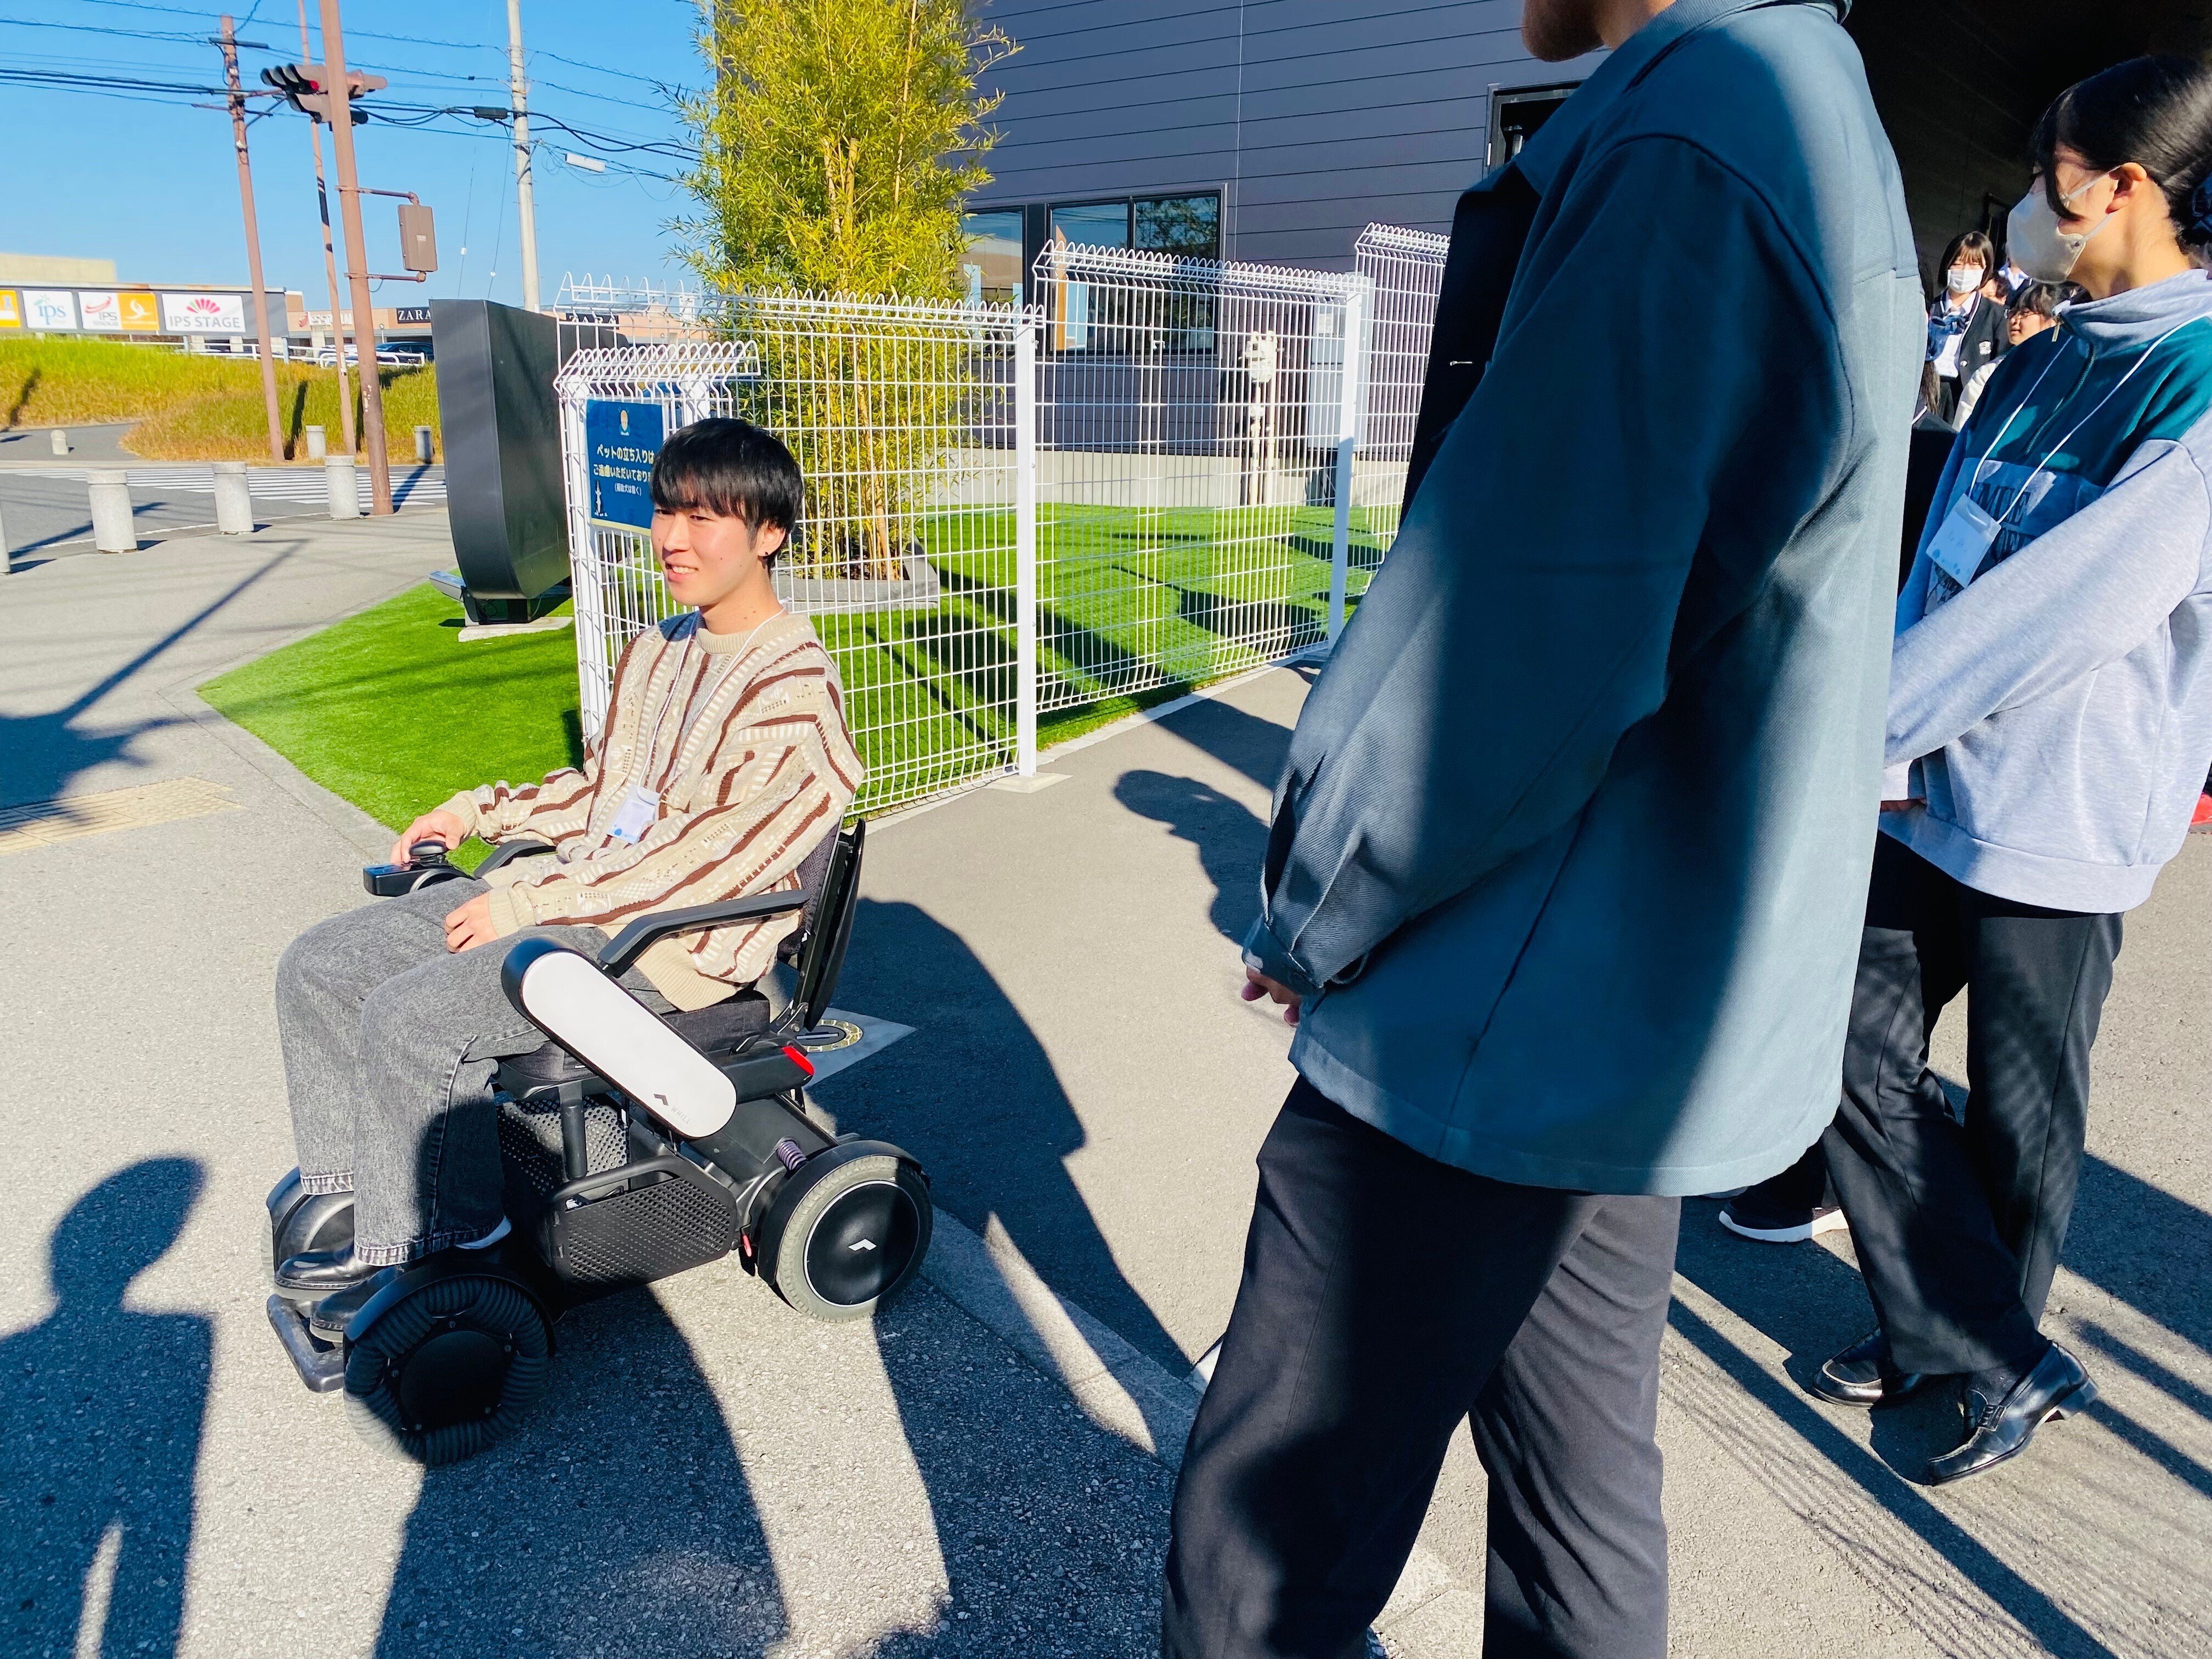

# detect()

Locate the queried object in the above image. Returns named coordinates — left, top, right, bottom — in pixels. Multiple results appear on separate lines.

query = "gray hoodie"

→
left=1884, top=269, right=2212, bottom=912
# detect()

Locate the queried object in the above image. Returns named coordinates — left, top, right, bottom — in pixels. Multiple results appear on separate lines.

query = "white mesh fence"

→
left=1029, top=242, right=1373, bottom=709
left=555, top=289, right=1028, bottom=817
left=552, top=229, right=1446, bottom=818
left=1352, top=223, right=1450, bottom=555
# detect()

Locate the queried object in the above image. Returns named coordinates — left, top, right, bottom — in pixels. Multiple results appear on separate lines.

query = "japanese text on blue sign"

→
left=584, top=400, right=666, bottom=529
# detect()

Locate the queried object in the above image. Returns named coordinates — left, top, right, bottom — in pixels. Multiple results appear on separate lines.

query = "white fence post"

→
left=1327, top=281, right=1369, bottom=644
left=1014, top=317, right=1040, bottom=777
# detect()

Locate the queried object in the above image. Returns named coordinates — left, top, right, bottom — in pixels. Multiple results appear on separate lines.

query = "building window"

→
left=1133, top=194, right=1220, bottom=259
left=961, top=208, right=1025, bottom=305
left=1488, top=83, right=1580, bottom=168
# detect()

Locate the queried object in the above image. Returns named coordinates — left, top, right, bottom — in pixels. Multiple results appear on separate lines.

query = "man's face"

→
left=652, top=504, right=786, bottom=612
left=1522, top=0, right=1605, bottom=61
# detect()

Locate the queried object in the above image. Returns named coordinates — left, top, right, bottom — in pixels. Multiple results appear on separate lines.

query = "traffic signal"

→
left=259, top=62, right=385, bottom=123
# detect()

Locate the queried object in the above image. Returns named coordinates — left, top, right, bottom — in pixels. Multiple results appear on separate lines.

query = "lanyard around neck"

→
left=1968, top=317, right=2205, bottom=532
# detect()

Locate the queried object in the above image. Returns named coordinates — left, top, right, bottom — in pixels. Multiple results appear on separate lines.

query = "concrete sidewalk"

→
left=2, top=514, right=2207, bottom=1657
left=0, top=523, right=1177, bottom=1658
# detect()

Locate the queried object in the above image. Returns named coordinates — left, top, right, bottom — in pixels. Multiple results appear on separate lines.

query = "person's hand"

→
left=391, top=808, right=466, bottom=866
left=444, top=891, right=501, bottom=953
left=1880, top=798, right=1924, bottom=814
left=1240, top=966, right=1302, bottom=1027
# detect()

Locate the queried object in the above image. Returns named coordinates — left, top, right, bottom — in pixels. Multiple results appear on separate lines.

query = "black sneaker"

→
left=1718, top=1196, right=1848, bottom=1243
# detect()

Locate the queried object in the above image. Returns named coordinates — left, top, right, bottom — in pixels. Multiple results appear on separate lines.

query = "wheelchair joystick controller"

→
left=363, top=839, right=467, bottom=896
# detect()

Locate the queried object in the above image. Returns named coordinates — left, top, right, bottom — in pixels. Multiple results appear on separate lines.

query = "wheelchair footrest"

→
left=266, top=1294, right=347, bottom=1393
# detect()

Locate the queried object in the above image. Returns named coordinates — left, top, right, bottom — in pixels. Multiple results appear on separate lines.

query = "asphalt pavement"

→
left=1, top=510, right=2207, bottom=1657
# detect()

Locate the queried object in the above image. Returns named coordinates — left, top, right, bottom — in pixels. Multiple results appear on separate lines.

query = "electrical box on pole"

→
left=399, top=204, right=437, bottom=273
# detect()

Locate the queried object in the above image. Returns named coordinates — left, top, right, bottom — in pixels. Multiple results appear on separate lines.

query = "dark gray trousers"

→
left=1822, top=836, right=2121, bottom=1376
left=274, top=878, right=665, bottom=1265
left=1162, top=1081, right=1677, bottom=1659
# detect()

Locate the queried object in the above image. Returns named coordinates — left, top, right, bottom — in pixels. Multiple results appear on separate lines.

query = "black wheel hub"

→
left=804, top=1181, right=920, bottom=1307
left=394, top=1328, right=507, bottom=1430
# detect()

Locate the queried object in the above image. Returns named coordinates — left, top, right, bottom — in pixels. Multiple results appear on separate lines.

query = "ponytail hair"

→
left=2031, top=55, right=2212, bottom=257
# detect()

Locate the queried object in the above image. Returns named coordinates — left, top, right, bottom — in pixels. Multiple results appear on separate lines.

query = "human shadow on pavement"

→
left=1113, top=769, right=1268, bottom=945
left=0, top=1159, right=210, bottom=1659
left=815, top=898, right=1187, bottom=1381
left=1148, top=682, right=1299, bottom=798
left=373, top=1284, right=788, bottom=1657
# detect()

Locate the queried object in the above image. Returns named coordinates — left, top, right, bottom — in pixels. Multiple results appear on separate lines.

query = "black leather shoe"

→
left=1806, top=1330, right=1932, bottom=1408
left=307, top=1272, right=392, bottom=1340
left=275, top=1246, right=383, bottom=1296
left=1926, top=1342, right=2098, bottom=1485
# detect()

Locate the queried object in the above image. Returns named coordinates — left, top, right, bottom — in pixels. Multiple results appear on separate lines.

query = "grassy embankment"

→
left=0, top=336, right=439, bottom=462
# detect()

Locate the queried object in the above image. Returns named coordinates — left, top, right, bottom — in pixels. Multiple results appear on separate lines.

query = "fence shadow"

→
left=0, top=1159, right=210, bottom=1659
left=373, top=1286, right=788, bottom=1657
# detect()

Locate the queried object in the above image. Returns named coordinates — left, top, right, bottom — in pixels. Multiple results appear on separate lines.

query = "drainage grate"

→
left=0, top=777, right=241, bottom=855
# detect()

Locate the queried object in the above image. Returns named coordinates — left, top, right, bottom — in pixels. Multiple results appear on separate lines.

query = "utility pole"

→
left=297, top=0, right=355, bottom=454
left=507, top=0, right=540, bottom=312
left=218, top=14, right=285, bottom=464
left=318, top=0, right=392, bottom=514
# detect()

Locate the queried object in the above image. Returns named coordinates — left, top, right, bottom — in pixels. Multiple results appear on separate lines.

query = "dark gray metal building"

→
left=966, top=0, right=2212, bottom=297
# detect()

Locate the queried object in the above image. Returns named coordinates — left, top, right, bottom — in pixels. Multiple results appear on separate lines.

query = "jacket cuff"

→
left=437, top=790, right=486, bottom=841
left=1240, top=916, right=1319, bottom=1002
left=483, top=884, right=535, bottom=936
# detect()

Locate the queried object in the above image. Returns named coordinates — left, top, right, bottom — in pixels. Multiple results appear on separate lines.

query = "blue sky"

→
left=0, top=0, right=704, bottom=304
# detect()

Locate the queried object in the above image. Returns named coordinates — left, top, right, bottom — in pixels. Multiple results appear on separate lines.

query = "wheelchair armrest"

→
left=595, top=890, right=810, bottom=980
left=475, top=839, right=557, bottom=875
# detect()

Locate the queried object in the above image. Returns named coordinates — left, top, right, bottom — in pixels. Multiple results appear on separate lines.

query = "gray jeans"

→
left=274, top=877, right=670, bottom=1266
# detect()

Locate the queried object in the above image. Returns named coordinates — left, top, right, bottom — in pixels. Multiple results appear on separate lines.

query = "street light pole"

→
left=218, top=14, right=285, bottom=464
left=507, top=0, right=540, bottom=312
left=317, top=0, right=392, bottom=515
left=297, top=0, right=355, bottom=453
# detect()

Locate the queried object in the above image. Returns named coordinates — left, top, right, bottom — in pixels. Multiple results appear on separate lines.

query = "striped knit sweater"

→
left=437, top=610, right=863, bottom=1011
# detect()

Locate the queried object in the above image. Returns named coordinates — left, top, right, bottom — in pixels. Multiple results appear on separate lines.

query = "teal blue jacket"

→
left=1243, top=0, right=1923, bottom=1194
left=1884, top=270, right=2212, bottom=912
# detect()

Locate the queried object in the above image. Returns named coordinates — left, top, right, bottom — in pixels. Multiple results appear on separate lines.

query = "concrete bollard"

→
left=304, top=425, right=328, bottom=461
left=213, top=461, right=254, bottom=535
left=324, top=455, right=359, bottom=520
left=88, top=469, right=138, bottom=553
left=414, top=425, right=434, bottom=465
left=50, top=429, right=69, bottom=456
left=0, top=498, right=10, bottom=574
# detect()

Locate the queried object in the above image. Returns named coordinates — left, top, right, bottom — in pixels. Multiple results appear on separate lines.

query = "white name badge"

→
left=1926, top=494, right=2000, bottom=590
left=606, top=785, right=661, bottom=844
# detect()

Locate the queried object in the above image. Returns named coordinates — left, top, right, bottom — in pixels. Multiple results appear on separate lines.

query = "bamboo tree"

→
left=679, top=1, right=1015, bottom=578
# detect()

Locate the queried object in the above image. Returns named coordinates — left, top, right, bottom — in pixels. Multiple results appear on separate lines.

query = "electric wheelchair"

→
left=263, top=820, right=932, bottom=1465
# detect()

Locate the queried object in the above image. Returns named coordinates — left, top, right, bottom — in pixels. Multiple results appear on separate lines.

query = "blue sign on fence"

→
left=584, top=399, right=665, bottom=528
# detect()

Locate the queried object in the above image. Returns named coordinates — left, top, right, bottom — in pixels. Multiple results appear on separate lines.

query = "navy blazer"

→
left=1244, top=0, right=1923, bottom=1194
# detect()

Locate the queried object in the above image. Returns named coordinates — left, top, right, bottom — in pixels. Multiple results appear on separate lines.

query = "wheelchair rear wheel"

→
left=341, top=1269, right=552, bottom=1465
left=759, top=1145, right=932, bottom=1323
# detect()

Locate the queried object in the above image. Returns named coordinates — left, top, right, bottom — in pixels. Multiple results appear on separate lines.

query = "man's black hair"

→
left=650, top=418, right=805, bottom=562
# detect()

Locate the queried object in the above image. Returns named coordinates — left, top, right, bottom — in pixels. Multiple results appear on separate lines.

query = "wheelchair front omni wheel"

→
left=756, top=1142, right=932, bottom=1323
left=340, top=1262, right=552, bottom=1466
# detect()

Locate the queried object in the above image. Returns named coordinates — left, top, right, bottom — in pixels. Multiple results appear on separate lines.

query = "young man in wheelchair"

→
left=272, top=417, right=862, bottom=1333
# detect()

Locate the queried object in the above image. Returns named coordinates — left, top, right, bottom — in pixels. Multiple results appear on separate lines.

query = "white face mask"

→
left=1946, top=266, right=1983, bottom=295
left=2007, top=171, right=2112, bottom=283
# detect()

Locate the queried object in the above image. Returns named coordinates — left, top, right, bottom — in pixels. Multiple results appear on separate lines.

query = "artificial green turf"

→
left=200, top=503, right=1382, bottom=834
left=200, top=583, right=582, bottom=868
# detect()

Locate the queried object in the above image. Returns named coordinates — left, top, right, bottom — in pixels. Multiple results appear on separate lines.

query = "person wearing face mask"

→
left=1811, top=54, right=2212, bottom=1487
left=1925, top=230, right=2011, bottom=423
left=1953, top=280, right=2076, bottom=425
